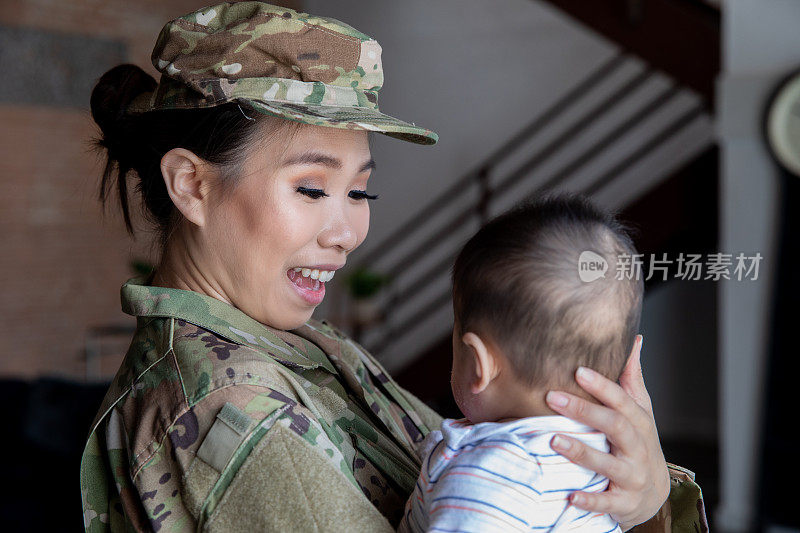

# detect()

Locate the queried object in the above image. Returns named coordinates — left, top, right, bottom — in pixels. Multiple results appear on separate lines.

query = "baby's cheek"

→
left=451, top=378, right=476, bottom=422
left=450, top=374, right=466, bottom=415
left=461, top=396, right=479, bottom=423
left=450, top=372, right=460, bottom=404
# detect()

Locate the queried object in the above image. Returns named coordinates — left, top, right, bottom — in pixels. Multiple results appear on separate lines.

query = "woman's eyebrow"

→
left=280, top=151, right=376, bottom=172
left=281, top=151, right=341, bottom=169
left=360, top=159, right=377, bottom=173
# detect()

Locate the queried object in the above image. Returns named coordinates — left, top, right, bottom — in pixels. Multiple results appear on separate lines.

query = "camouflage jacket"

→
left=80, top=277, right=707, bottom=532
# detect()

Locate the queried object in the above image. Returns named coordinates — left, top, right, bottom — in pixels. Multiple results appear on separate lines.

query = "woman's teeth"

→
left=293, top=267, right=335, bottom=282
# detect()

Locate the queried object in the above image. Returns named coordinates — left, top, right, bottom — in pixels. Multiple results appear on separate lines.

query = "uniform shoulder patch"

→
left=197, top=403, right=254, bottom=472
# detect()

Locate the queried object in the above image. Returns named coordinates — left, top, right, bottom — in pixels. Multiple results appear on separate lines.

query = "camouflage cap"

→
left=126, top=1, right=438, bottom=145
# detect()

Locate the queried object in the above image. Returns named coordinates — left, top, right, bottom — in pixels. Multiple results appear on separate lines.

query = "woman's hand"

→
left=545, top=335, right=669, bottom=531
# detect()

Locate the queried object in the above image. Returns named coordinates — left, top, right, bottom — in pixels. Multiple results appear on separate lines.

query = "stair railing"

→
left=351, top=50, right=709, bottom=358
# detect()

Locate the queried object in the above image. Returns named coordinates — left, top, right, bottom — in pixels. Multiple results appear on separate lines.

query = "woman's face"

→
left=201, top=123, right=373, bottom=330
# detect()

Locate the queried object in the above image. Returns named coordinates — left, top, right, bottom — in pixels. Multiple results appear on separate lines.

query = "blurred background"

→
left=0, top=0, right=797, bottom=531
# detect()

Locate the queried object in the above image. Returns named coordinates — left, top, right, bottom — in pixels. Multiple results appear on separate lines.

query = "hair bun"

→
left=90, top=64, right=156, bottom=135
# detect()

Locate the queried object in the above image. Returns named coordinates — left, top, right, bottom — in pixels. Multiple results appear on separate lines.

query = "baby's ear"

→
left=461, top=332, right=501, bottom=394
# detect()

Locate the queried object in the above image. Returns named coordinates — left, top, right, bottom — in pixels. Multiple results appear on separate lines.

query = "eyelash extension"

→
left=296, top=186, right=329, bottom=199
left=349, top=190, right=379, bottom=200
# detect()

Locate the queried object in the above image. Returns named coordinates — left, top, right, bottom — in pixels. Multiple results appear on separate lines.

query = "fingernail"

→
left=552, top=435, right=571, bottom=451
left=576, top=366, right=595, bottom=383
left=546, top=391, right=568, bottom=408
left=639, top=334, right=644, bottom=350
left=571, top=493, right=583, bottom=505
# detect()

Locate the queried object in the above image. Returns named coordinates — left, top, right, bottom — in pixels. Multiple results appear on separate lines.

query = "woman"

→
left=80, top=2, right=705, bottom=531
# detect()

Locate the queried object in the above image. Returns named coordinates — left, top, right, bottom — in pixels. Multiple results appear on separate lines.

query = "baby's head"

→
left=450, top=194, right=644, bottom=423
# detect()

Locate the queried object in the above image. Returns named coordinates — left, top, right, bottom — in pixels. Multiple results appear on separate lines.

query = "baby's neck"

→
left=489, top=382, right=599, bottom=424
left=494, top=393, right=558, bottom=423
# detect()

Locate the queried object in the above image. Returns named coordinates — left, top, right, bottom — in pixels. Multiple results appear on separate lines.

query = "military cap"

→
left=126, top=1, right=438, bottom=145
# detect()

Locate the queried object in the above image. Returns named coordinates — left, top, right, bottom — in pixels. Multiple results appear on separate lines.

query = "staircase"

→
left=348, top=0, right=720, bottom=377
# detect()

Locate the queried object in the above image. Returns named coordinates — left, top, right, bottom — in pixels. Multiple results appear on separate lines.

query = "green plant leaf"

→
left=346, top=267, right=390, bottom=299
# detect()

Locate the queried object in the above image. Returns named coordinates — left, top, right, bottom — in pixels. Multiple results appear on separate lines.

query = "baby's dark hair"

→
left=451, top=194, right=644, bottom=388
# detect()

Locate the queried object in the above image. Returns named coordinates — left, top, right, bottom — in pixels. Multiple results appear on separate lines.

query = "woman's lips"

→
left=287, top=268, right=326, bottom=306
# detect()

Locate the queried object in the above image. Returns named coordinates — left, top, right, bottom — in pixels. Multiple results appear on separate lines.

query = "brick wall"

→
left=0, top=0, right=301, bottom=379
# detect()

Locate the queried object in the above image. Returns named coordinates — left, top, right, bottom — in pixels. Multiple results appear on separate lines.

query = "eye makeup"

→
left=296, top=186, right=378, bottom=200
left=296, top=186, right=328, bottom=199
left=349, top=190, right=379, bottom=200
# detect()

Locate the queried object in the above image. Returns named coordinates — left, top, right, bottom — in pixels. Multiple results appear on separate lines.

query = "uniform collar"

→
left=120, top=276, right=323, bottom=370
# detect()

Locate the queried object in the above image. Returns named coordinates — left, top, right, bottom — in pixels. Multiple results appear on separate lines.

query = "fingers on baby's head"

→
left=451, top=193, right=643, bottom=389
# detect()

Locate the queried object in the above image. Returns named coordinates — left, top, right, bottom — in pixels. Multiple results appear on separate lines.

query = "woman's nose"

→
left=318, top=209, right=358, bottom=252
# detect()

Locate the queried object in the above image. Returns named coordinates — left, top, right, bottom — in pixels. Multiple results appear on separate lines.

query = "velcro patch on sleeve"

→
left=197, top=403, right=254, bottom=472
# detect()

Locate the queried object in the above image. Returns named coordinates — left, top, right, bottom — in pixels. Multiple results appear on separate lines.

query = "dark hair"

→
left=451, top=193, right=644, bottom=388
left=89, top=63, right=290, bottom=245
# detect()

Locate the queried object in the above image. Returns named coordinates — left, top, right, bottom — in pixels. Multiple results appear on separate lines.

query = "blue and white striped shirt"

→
left=398, top=416, right=621, bottom=533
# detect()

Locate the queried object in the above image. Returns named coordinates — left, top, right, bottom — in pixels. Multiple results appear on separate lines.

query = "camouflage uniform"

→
left=80, top=278, right=707, bottom=532
left=81, top=277, right=442, bottom=531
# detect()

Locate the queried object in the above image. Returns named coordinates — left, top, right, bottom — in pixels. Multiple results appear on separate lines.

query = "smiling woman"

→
left=79, top=2, right=702, bottom=532
left=150, top=125, right=375, bottom=330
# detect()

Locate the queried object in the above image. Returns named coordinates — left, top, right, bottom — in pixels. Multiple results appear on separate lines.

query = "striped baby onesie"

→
left=398, top=416, right=621, bottom=533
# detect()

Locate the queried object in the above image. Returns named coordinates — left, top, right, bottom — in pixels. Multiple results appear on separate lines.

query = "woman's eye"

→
left=296, top=187, right=328, bottom=199
left=349, top=190, right=379, bottom=201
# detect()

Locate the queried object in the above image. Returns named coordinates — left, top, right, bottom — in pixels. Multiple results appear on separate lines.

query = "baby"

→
left=398, top=194, right=644, bottom=533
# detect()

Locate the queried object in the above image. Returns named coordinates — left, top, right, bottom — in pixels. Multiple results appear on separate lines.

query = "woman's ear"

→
left=461, top=332, right=501, bottom=395
left=160, top=148, right=214, bottom=227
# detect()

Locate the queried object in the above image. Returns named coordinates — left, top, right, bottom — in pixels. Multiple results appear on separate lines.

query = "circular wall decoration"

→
left=765, top=69, right=800, bottom=177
